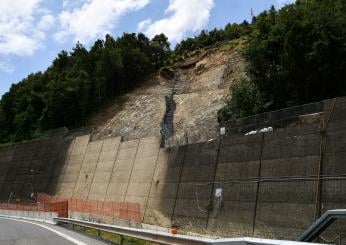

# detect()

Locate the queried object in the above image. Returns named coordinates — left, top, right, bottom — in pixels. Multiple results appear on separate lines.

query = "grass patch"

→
left=69, top=224, right=158, bottom=245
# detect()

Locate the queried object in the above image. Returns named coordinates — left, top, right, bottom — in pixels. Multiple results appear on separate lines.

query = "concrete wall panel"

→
left=0, top=145, right=15, bottom=198
left=114, top=159, right=135, bottom=171
left=93, top=172, right=112, bottom=183
left=258, top=182, right=317, bottom=204
left=127, top=183, right=151, bottom=197
left=254, top=202, right=315, bottom=239
left=219, top=135, right=262, bottom=163
left=130, top=169, right=156, bottom=183
left=216, top=183, right=258, bottom=202
left=216, top=161, right=259, bottom=180
left=323, top=152, right=346, bottom=175
left=87, top=137, right=121, bottom=202
left=56, top=135, right=90, bottom=198
left=149, top=183, right=179, bottom=199
left=261, top=156, right=319, bottom=177
left=48, top=139, right=74, bottom=194
left=106, top=183, right=127, bottom=199
left=125, top=136, right=160, bottom=221
left=143, top=147, right=186, bottom=226
left=174, top=199, right=209, bottom=219
left=109, top=170, right=131, bottom=183
left=208, top=136, right=261, bottom=235
left=173, top=141, right=219, bottom=229
left=105, top=139, right=138, bottom=203
left=208, top=201, right=256, bottom=235
left=262, top=131, right=320, bottom=160
left=133, top=156, right=158, bottom=170
left=324, top=129, right=346, bottom=154
left=144, top=197, right=175, bottom=226
left=88, top=183, right=108, bottom=200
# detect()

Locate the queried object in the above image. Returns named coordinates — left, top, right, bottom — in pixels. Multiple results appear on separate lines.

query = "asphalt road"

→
left=0, top=218, right=109, bottom=245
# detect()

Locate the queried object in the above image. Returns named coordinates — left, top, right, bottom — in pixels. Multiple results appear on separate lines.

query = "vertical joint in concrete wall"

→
left=56, top=139, right=77, bottom=194
left=314, top=98, right=337, bottom=220
left=205, top=138, right=222, bottom=229
left=123, top=140, right=140, bottom=203
left=170, top=145, right=188, bottom=226
left=84, top=140, right=105, bottom=206
left=252, top=133, right=265, bottom=236
left=102, top=138, right=121, bottom=206
left=69, top=135, right=91, bottom=199
left=141, top=141, right=162, bottom=223
left=47, top=138, right=66, bottom=194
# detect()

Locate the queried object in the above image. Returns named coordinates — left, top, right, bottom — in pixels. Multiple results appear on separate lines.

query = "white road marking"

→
left=0, top=217, right=87, bottom=245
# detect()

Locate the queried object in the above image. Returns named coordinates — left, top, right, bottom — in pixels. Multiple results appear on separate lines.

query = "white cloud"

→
left=0, top=62, right=14, bottom=73
left=140, top=0, right=214, bottom=43
left=277, top=0, right=295, bottom=6
left=38, top=14, right=55, bottom=31
left=137, top=19, right=152, bottom=32
left=0, top=0, right=50, bottom=56
left=55, top=0, right=150, bottom=44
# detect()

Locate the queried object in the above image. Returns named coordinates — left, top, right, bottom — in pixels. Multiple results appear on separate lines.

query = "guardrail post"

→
left=119, top=235, right=124, bottom=245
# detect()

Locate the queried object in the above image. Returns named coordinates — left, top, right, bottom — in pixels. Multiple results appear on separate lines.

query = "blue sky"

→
left=0, top=0, right=293, bottom=97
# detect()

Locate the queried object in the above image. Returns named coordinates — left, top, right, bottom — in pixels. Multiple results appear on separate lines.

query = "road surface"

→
left=0, top=217, right=108, bottom=245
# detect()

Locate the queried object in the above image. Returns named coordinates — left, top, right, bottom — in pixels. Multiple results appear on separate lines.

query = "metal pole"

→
left=120, top=235, right=124, bottom=245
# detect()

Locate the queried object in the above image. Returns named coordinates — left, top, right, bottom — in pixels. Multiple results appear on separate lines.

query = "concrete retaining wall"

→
left=55, top=135, right=90, bottom=197
left=208, top=134, right=263, bottom=236
left=172, top=140, right=219, bottom=230
left=0, top=145, right=15, bottom=200
left=0, top=135, right=65, bottom=201
left=125, top=136, right=160, bottom=221
left=105, top=139, right=138, bottom=203
left=1, top=97, right=346, bottom=240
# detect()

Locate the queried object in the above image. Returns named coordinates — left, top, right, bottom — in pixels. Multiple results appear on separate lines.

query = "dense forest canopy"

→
left=0, top=33, right=171, bottom=142
left=219, top=0, right=346, bottom=121
left=0, top=0, right=345, bottom=143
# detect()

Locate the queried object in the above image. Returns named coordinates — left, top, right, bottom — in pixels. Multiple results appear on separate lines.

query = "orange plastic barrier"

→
left=0, top=201, right=68, bottom=217
left=37, top=193, right=141, bottom=222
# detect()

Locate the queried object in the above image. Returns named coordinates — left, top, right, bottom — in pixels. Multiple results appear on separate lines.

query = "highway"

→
left=0, top=218, right=108, bottom=245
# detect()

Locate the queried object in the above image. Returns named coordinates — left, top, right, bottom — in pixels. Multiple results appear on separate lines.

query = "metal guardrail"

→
left=54, top=217, right=321, bottom=245
left=298, top=209, right=346, bottom=242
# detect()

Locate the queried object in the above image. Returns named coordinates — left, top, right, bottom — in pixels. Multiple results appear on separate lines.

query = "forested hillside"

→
left=0, top=0, right=345, bottom=143
left=0, top=33, right=171, bottom=142
left=219, top=0, right=346, bottom=121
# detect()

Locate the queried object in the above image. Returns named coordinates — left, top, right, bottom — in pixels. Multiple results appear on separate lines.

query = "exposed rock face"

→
left=89, top=42, right=246, bottom=146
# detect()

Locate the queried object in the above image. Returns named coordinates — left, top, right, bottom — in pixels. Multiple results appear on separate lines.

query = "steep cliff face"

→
left=89, top=41, right=246, bottom=145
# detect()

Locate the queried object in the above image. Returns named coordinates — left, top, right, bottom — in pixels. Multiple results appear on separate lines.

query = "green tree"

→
left=246, top=1, right=346, bottom=109
left=149, top=34, right=171, bottom=68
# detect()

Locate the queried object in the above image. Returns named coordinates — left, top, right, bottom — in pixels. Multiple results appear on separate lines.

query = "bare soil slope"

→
left=89, top=40, right=246, bottom=145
